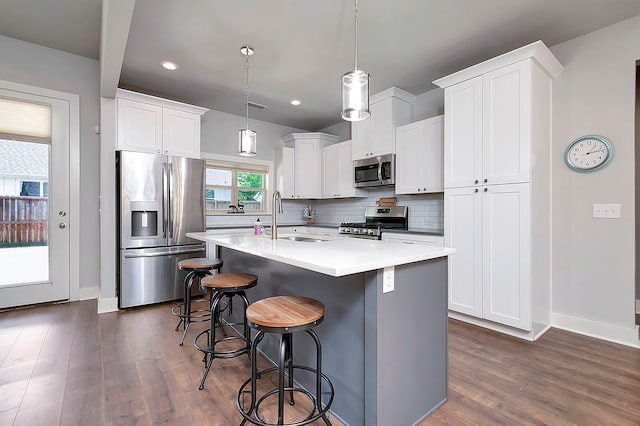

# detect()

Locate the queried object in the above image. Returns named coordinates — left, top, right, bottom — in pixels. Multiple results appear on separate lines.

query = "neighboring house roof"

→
left=0, top=139, right=48, bottom=179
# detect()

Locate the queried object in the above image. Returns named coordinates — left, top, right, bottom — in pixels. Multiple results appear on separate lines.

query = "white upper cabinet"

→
left=275, top=146, right=295, bottom=199
left=443, top=60, right=533, bottom=188
left=322, top=140, right=366, bottom=198
left=280, top=132, right=338, bottom=199
left=116, top=89, right=208, bottom=158
left=395, top=115, right=444, bottom=194
left=435, top=41, right=563, bottom=190
left=351, top=87, right=415, bottom=161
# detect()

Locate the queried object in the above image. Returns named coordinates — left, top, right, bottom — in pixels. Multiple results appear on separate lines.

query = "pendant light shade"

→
left=239, top=46, right=257, bottom=156
left=341, top=0, right=370, bottom=122
left=238, top=129, right=256, bottom=157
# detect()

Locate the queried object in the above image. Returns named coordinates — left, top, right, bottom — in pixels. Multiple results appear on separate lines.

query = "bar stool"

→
left=194, top=272, right=258, bottom=390
left=171, top=257, right=223, bottom=346
left=237, top=295, right=334, bottom=426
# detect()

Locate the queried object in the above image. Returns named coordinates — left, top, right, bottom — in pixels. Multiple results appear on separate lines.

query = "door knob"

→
left=59, top=223, right=67, bottom=229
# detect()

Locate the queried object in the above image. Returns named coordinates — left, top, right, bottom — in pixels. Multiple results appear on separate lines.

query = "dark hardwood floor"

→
left=1, top=300, right=638, bottom=425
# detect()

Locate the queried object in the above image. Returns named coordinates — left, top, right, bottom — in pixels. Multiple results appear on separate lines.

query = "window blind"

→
left=0, top=97, right=51, bottom=144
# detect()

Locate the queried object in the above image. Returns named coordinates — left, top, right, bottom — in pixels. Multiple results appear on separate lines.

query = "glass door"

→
left=0, top=91, right=70, bottom=309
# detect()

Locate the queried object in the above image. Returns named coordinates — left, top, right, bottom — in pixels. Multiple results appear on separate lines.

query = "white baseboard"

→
left=97, top=296, right=119, bottom=314
left=552, top=312, right=639, bottom=349
left=78, top=286, right=98, bottom=301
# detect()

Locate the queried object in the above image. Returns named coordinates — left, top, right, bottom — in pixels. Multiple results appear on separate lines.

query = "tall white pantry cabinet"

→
left=433, top=41, right=563, bottom=340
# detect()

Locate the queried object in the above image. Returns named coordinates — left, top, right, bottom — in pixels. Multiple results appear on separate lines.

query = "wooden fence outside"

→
left=0, top=196, right=48, bottom=244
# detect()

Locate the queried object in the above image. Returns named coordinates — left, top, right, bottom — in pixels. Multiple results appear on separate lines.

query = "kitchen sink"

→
left=279, top=236, right=328, bottom=242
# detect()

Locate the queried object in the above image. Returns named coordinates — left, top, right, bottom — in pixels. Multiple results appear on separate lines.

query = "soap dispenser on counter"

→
left=254, top=218, right=262, bottom=235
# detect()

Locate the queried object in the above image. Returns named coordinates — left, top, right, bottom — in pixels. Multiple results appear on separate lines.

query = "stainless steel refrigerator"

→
left=117, top=151, right=206, bottom=308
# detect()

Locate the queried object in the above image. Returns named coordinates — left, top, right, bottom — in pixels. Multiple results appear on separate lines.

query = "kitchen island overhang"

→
left=187, top=232, right=455, bottom=426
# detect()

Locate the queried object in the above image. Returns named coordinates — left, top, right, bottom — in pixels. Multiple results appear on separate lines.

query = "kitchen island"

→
left=186, top=232, right=455, bottom=426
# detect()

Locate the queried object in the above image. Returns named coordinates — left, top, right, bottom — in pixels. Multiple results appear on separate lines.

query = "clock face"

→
left=564, top=135, right=614, bottom=173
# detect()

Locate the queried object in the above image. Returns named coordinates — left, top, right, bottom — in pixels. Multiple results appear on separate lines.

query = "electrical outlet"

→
left=593, top=203, right=621, bottom=219
left=383, top=266, right=394, bottom=293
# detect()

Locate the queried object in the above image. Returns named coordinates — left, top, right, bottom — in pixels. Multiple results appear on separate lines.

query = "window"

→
left=205, top=159, right=269, bottom=214
left=19, top=180, right=48, bottom=197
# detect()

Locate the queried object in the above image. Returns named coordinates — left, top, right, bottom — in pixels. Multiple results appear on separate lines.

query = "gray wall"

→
left=550, top=16, right=639, bottom=338
left=200, top=109, right=306, bottom=161
left=0, top=34, right=100, bottom=293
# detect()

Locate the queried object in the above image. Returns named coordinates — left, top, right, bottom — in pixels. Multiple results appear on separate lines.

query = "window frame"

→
left=202, top=153, right=272, bottom=216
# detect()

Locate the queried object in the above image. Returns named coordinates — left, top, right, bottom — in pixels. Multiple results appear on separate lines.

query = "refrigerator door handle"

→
left=162, top=162, right=168, bottom=238
left=168, top=162, right=174, bottom=239
left=123, top=247, right=205, bottom=259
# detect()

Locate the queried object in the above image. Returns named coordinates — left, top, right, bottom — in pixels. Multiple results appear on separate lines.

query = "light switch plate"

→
left=383, top=266, right=394, bottom=293
left=593, top=203, right=621, bottom=219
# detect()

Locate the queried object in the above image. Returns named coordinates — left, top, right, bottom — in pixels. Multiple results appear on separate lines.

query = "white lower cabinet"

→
left=381, top=232, right=444, bottom=247
left=445, top=183, right=532, bottom=331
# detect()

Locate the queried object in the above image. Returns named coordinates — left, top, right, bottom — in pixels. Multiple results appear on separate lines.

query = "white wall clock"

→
left=564, top=134, right=615, bottom=173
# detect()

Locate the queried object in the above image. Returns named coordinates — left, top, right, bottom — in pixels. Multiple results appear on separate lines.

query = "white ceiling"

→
left=1, top=0, right=639, bottom=130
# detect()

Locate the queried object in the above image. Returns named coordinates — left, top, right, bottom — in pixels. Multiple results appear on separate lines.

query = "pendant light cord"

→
left=245, top=52, right=250, bottom=130
left=354, top=0, right=359, bottom=71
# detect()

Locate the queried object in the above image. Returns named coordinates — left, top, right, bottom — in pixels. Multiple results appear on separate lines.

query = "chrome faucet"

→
left=271, top=190, right=283, bottom=239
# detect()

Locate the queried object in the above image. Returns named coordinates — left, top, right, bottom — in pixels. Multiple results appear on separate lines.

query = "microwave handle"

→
left=377, top=161, right=383, bottom=182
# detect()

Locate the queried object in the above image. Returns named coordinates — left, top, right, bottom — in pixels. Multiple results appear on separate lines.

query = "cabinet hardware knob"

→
left=474, top=180, right=479, bottom=184
left=484, top=178, right=488, bottom=183
left=484, top=188, right=488, bottom=192
left=59, top=223, right=67, bottom=229
left=474, top=188, right=478, bottom=193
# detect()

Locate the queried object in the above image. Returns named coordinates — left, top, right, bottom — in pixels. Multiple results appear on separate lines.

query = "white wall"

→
left=550, top=16, right=639, bottom=345
left=0, top=35, right=100, bottom=294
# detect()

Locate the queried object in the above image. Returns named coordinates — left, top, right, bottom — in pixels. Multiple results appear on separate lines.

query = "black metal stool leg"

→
left=179, top=271, right=196, bottom=346
left=199, top=290, right=224, bottom=390
left=278, top=334, right=287, bottom=424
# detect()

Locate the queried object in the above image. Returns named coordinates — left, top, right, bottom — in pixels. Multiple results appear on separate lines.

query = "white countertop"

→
left=186, top=232, right=455, bottom=277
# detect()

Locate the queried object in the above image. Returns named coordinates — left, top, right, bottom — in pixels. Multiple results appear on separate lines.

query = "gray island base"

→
left=217, top=246, right=449, bottom=426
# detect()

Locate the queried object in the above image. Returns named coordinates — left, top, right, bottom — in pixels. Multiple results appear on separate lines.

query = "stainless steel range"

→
left=339, top=206, right=408, bottom=240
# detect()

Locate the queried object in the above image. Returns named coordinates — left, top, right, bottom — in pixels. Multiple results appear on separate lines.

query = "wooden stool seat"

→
left=246, top=295, right=324, bottom=330
left=178, top=257, right=223, bottom=271
left=201, top=272, right=258, bottom=291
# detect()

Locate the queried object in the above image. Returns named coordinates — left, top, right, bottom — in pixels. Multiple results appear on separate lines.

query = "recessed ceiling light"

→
left=291, top=100, right=301, bottom=106
left=161, top=61, right=178, bottom=71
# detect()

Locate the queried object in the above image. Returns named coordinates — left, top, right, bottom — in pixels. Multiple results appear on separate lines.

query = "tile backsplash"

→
left=207, top=187, right=443, bottom=232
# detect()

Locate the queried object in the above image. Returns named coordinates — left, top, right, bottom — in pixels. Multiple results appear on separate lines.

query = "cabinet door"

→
left=293, top=139, right=320, bottom=198
left=482, top=183, right=531, bottom=330
left=445, top=187, right=483, bottom=317
left=162, top=107, right=201, bottom=158
left=395, top=121, right=421, bottom=194
left=443, top=77, right=482, bottom=189
left=275, top=147, right=295, bottom=199
left=482, top=60, right=531, bottom=185
left=351, top=118, right=371, bottom=160
left=322, top=144, right=341, bottom=197
left=337, top=141, right=359, bottom=196
left=370, top=100, right=392, bottom=156
left=117, top=98, right=163, bottom=154
left=396, top=116, right=444, bottom=194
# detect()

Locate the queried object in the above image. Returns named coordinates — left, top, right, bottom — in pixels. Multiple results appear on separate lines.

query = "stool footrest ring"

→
left=237, top=364, right=334, bottom=426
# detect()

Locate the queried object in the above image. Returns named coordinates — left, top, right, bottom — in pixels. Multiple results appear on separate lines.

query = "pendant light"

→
left=341, top=0, right=370, bottom=122
left=239, top=46, right=257, bottom=156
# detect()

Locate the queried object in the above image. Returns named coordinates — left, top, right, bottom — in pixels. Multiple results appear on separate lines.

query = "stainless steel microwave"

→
left=354, top=153, right=395, bottom=188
